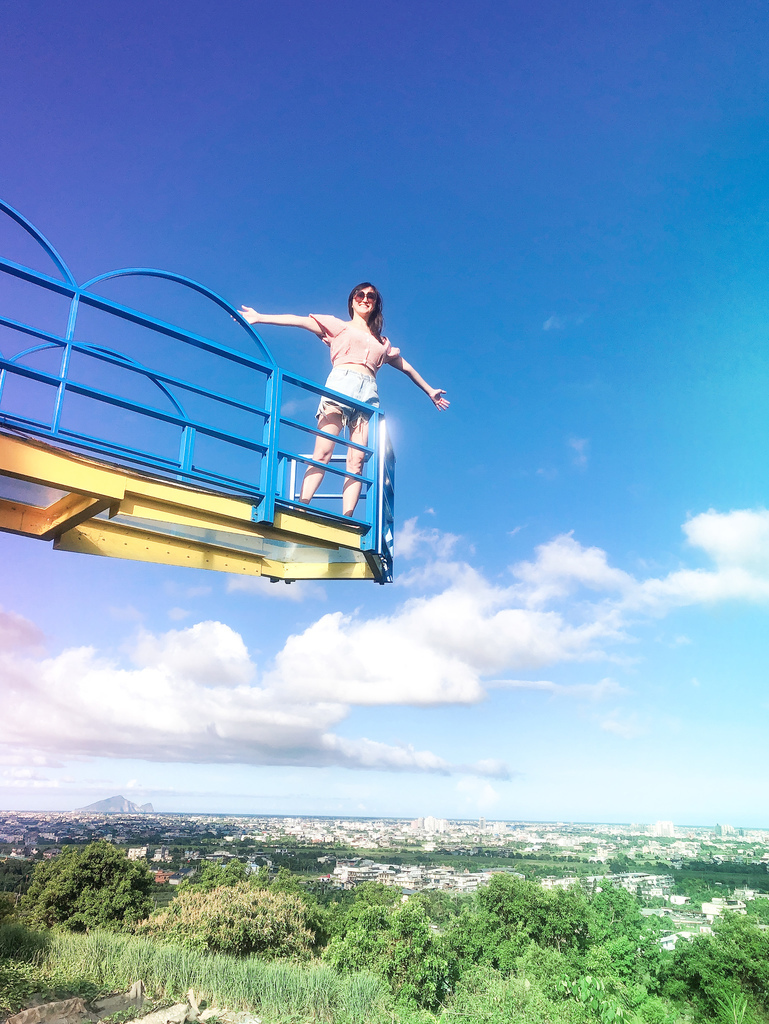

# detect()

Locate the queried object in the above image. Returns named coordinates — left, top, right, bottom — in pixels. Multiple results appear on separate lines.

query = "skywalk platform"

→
left=0, top=200, right=394, bottom=582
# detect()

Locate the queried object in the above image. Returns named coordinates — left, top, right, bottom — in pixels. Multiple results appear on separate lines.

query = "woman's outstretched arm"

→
left=389, top=355, right=450, bottom=410
left=238, top=307, right=323, bottom=336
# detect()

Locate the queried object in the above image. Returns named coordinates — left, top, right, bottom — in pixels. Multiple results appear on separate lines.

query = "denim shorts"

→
left=316, top=368, right=380, bottom=428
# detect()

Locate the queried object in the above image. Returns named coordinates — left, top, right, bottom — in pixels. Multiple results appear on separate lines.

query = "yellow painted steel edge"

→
left=54, top=521, right=266, bottom=577
left=0, top=494, right=110, bottom=540
left=54, top=520, right=375, bottom=580
left=0, top=433, right=126, bottom=501
left=115, top=498, right=343, bottom=553
left=273, top=509, right=363, bottom=548
left=0, top=431, right=366, bottom=558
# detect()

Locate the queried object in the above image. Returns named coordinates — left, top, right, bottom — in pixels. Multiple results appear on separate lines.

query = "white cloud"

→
left=2, top=767, right=49, bottom=781
left=1, top=767, right=59, bottom=789
left=396, top=517, right=459, bottom=560
left=5, top=507, right=769, bottom=780
left=490, top=677, right=627, bottom=700
left=266, top=564, right=624, bottom=708
left=628, top=509, right=769, bottom=612
left=543, top=313, right=585, bottom=331
left=0, top=620, right=507, bottom=778
left=569, top=437, right=589, bottom=468
left=684, top=508, right=769, bottom=570
left=599, top=710, right=645, bottom=739
left=470, top=758, right=516, bottom=780
left=512, top=533, right=634, bottom=606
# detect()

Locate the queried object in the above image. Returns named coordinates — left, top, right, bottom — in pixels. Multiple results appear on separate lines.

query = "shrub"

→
left=136, top=882, right=315, bottom=959
left=444, top=964, right=585, bottom=1024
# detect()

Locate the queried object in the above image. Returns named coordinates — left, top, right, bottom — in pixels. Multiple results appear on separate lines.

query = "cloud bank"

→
left=3, top=507, right=769, bottom=775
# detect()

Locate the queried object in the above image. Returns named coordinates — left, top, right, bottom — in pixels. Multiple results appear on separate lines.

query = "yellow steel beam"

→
left=259, top=558, right=372, bottom=580
left=38, top=494, right=113, bottom=540
left=0, top=432, right=374, bottom=578
left=0, top=494, right=110, bottom=540
left=0, top=498, right=43, bottom=538
left=54, top=519, right=374, bottom=580
left=273, top=509, right=364, bottom=548
left=0, top=433, right=126, bottom=501
left=115, top=497, right=341, bottom=552
left=118, top=488, right=360, bottom=549
left=0, top=432, right=363, bottom=550
left=54, top=520, right=267, bottom=575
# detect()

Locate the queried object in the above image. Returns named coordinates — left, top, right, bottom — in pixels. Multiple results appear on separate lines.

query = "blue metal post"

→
left=254, top=368, right=282, bottom=524
left=178, top=425, right=196, bottom=476
left=51, top=293, right=79, bottom=436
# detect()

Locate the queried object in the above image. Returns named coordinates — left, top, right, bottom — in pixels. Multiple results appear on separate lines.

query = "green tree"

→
left=412, top=889, right=469, bottom=926
left=589, top=885, right=643, bottom=945
left=442, top=904, right=501, bottom=974
left=477, top=874, right=591, bottom=953
left=184, top=859, right=247, bottom=892
left=608, top=855, right=632, bottom=874
left=324, top=899, right=450, bottom=1008
left=136, top=881, right=316, bottom=958
left=270, top=866, right=304, bottom=897
left=20, top=840, right=153, bottom=930
left=350, top=881, right=400, bottom=909
left=662, top=914, right=769, bottom=1016
left=251, top=864, right=270, bottom=889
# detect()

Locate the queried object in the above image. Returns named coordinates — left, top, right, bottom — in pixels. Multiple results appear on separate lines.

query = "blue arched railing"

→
left=0, top=200, right=395, bottom=581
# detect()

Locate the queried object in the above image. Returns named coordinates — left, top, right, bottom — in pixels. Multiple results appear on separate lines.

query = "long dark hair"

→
left=348, top=282, right=384, bottom=339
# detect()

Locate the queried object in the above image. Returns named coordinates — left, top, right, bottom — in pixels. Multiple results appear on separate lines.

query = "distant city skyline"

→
left=0, top=805, right=766, bottom=831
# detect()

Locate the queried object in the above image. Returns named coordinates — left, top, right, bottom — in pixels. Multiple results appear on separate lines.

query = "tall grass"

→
left=0, top=925, right=390, bottom=1024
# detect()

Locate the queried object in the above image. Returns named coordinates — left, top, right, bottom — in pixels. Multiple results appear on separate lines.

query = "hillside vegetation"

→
left=3, top=842, right=769, bottom=1024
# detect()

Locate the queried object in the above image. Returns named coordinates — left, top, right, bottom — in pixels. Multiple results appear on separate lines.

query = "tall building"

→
left=651, top=821, right=675, bottom=837
left=714, top=823, right=736, bottom=836
left=423, top=816, right=449, bottom=833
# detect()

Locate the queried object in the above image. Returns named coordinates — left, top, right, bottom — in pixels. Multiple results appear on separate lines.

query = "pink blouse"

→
left=310, top=315, right=402, bottom=374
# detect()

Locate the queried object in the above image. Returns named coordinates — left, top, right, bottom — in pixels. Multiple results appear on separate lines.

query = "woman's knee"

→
left=346, top=451, right=365, bottom=475
left=313, top=444, right=335, bottom=465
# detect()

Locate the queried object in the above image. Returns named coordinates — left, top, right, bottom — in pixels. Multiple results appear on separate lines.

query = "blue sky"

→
left=2, top=0, right=769, bottom=823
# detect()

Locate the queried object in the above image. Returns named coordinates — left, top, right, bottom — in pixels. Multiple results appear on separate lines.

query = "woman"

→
left=239, top=283, right=449, bottom=516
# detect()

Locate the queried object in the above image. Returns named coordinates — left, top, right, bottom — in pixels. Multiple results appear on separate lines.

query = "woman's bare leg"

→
left=299, top=411, right=343, bottom=504
left=342, top=417, right=369, bottom=516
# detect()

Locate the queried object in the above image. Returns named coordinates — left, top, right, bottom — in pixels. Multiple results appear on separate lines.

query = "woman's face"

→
left=352, top=287, right=377, bottom=320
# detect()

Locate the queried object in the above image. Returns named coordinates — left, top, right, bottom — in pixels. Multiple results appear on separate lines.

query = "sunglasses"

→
left=354, top=291, right=377, bottom=302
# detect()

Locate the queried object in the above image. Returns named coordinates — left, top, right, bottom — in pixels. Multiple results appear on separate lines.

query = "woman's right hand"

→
left=238, top=306, right=261, bottom=324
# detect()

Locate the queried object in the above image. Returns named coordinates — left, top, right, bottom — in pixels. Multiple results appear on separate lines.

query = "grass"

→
left=0, top=924, right=391, bottom=1024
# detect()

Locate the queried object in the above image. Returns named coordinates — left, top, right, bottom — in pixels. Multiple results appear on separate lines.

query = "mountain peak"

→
left=77, top=795, right=154, bottom=814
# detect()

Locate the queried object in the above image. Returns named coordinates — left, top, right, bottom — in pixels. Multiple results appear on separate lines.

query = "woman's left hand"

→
left=430, top=388, right=450, bottom=410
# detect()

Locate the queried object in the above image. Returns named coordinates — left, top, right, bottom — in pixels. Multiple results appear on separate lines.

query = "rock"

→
left=197, top=1013, right=260, bottom=1024
left=7, top=998, right=99, bottom=1024
left=91, top=983, right=145, bottom=1018
left=185, top=990, right=200, bottom=1021
left=128, top=984, right=146, bottom=1006
left=131, top=1005, right=189, bottom=1024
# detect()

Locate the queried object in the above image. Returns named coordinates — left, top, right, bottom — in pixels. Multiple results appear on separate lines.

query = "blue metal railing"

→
left=0, top=200, right=395, bottom=581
